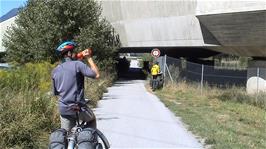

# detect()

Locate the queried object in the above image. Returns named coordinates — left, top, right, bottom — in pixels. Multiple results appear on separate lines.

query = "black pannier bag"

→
left=77, top=128, right=110, bottom=149
left=77, top=128, right=99, bottom=149
left=48, top=128, right=68, bottom=149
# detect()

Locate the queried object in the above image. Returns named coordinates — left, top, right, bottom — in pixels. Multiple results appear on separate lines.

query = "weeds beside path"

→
left=0, top=62, right=116, bottom=148
left=156, top=83, right=266, bottom=149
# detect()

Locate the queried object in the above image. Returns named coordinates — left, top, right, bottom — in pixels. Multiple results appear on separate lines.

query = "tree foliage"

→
left=3, top=0, right=120, bottom=65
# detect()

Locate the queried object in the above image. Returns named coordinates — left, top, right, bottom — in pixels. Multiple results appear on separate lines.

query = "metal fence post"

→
left=256, top=67, right=260, bottom=100
left=166, top=64, right=174, bottom=84
left=200, top=64, right=204, bottom=95
left=163, top=55, right=167, bottom=77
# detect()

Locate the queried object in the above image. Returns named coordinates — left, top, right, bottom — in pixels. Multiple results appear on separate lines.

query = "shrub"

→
left=0, top=62, right=116, bottom=148
left=0, top=90, right=59, bottom=148
left=0, top=71, right=59, bottom=147
left=3, top=0, right=119, bottom=64
left=217, top=87, right=266, bottom=109
left=218, top=87, right=250, bottom=103
left=0, top=62, right=54, bottom=91
left=252, top=92, right=266, bottom=109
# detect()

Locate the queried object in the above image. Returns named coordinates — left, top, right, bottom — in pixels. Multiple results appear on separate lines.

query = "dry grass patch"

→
left=156, top=82, right=266, bottom=149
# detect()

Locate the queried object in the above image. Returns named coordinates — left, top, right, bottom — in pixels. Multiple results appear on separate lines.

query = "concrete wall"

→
left=196, top=0, right=266, bottom=15
left=120, top=15, right=205, bottom=47
left=0, top=16, right=16, bottom=52
left=99, top=0, right=205, bottom=47
left=98, top=0, right=266, bottom=57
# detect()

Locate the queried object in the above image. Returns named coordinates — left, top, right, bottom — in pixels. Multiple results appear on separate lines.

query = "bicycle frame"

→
left=67, top=135, right=76, bottom=149
left=67, top=126, right=81, bottom=149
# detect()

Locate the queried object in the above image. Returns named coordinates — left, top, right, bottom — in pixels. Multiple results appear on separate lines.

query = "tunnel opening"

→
left=116, top=54, right=147, bottom=80
left=116, top=46, right=221, bottom=80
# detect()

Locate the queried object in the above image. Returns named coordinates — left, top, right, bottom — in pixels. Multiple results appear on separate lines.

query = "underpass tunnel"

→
left=116, top=46, right=220, bottom=80
left=116, top=55, right=146, bottom=80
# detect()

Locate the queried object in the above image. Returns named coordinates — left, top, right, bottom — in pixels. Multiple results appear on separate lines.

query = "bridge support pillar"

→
left=246, top=59, right=266, bottom=94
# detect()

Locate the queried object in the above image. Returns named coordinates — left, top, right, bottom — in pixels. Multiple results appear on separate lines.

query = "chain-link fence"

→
left=158, top=55, right=266, bottom=95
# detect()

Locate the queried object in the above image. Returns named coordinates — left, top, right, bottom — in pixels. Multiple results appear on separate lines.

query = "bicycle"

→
left=151, top=72, right=164, bottom=91
left=66, top=111, right=110, bottom=149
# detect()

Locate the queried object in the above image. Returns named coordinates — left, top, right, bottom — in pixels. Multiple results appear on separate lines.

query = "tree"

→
left=3, top=0, right=120, bottom=65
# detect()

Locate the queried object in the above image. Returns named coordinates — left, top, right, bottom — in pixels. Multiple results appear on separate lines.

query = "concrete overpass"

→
left=98, top=0, right=266, bottom=93
left=1, top=1, right=265, bottom=57
left=98, top=0, right=266, bottom=58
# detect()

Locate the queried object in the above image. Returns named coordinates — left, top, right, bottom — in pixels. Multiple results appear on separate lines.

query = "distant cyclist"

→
left=52, top=41, right=100, bottom=132
left=151, top=61, right=160, bottom=90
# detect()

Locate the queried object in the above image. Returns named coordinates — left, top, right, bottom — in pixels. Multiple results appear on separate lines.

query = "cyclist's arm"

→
left=86, top=57, right=100, bottom=79
left=77, top=59, right=100, bottom=79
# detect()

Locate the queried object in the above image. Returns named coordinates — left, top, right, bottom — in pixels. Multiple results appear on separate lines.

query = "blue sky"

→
left=0, top=0, right=27, bottom=17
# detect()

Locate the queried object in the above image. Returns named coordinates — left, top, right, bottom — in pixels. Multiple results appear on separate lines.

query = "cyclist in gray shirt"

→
left=52, top=41, right=100, bottom=131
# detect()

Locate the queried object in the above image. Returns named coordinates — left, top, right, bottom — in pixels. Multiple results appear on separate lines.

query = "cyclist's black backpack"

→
left=48, top=128, right=68, bottom=149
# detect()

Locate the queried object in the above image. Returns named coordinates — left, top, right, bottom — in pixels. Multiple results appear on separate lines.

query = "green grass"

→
left=0, top=62, right=116, bottom=148
left=156, top=82, right=266, bottom=149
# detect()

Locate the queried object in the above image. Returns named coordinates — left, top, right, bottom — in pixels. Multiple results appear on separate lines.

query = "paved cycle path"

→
left=94, top=80, right=202, bottom=148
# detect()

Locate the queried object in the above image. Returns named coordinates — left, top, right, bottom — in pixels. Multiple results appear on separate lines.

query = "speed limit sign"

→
left=151, top=48, right=160, bottom=58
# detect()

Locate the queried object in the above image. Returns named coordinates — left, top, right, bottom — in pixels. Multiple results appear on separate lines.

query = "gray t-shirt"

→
left=52, top=58, right=96, bottom=115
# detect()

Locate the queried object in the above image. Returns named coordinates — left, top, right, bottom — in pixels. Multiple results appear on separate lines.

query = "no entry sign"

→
left=151, top=48, right=160, bottom=58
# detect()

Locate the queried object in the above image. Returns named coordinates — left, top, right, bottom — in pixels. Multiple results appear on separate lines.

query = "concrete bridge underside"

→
left=197, top=10, right=266, bottom=57
left=99, top=0, right=266, bottom=58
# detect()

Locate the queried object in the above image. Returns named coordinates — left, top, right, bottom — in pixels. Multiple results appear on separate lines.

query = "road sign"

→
left=151, top=48, right=160, bottom=58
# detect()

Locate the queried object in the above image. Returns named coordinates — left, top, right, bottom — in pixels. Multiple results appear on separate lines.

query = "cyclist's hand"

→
left=70, top=104, right=80, bottom=112
left=82, top=48, right=93, bottom=57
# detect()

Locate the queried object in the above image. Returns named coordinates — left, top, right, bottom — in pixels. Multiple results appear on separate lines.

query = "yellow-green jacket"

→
left=151, top=64, right=160, bottom=76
